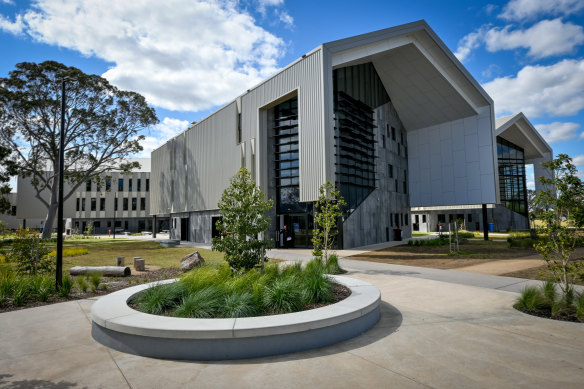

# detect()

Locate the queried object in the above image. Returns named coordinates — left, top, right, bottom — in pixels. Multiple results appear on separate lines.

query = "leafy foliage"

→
left=0, top=61, right=158, bottom=238
left=533, top=154, right=584, bottom=295
left=5, top=228, right=53, bottom=275
left=514, top=282, right=584, bottom=322
left=212, top=168, right=274, bottom=271
left=312, top=181, right=346, bottom=262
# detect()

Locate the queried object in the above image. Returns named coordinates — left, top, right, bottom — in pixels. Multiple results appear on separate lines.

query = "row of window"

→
left=85, top=178, right=150, bottom=192
left=76, top=197, right=147, bottom=212
left=387, top=164, right=408, bottom=194
left=389, top=212, right=409, bottom=228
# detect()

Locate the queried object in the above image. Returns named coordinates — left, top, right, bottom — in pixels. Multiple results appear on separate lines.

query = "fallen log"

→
left=69, top=266, right=131, bottom=277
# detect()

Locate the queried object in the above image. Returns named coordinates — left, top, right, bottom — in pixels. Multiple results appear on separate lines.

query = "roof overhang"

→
left=495, top=113, right=552, bottom=161
left=323, top=20, right=493, bottom=131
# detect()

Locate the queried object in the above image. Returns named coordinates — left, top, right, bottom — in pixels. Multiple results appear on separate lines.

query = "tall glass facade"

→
left=497, top=136, right=528, bottom=216
left=333, top=62, right=390, bottom=210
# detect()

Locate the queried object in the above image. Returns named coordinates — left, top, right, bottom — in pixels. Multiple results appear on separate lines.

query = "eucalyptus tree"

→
left=0, top=61, right=158, bottom=238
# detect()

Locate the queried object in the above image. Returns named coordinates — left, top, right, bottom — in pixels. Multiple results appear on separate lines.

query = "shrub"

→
left=6, top=229, right=52, bottom=275
left=12, top=277, right=31, bottom=306
left=77, top=276, right=88, bottom=293
left=514, top=287, right=547, bottom=312
left=134, top=282, right=187, bottom=315
left=173, top=286, right=223, bottom=318
left=325, top=253, right=344, bottom=274
left=575, top=292, right=584, bottom=322
left=263, top=277, right=304, bottom=314
left=58, top=275, right=73, bottom=298
left=301, top=260, right=333, bottom=304
left=89, top=273, right=102, bottom=293
left=221, top=292, right=257, bottom=318
left=48, top=247, right=89, bottom=257
left=31, top=275, right=53, bottom=302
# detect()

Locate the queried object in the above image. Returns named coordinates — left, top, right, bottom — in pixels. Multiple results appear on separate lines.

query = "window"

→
left=449, top=214, right=454, bottom=222
left=386, top=124, right=390, bottom=137
left=129, top=179, right=133, bottom=192
left=131, top=197, right=137, bottom=211
left=118, top=178, right=123, bottom=191
left=382, top=134, right=386, bottom=148
left=123, top=198, right=128, bottom=211
left=140, top=197, right=146, bottom=210
left=86, top=180, right=91, bottom=191
left=400, top=214, right=403, bottom=225
left=94, top=221, right=101, bottom=229
left=404, top=181, right=407, bottom=194
left=388, top=164, right=393, bottom=178
left=105, top=178, right=111, bottom=191
left=391, top=126, right=396, bottom=141
left=468, top=214, right=473, bottom=223
left=405, top=214, right=408, bottom=225
left=395, top=180, right=398, bottom=192
left=76, top=198, right=80, bottom=211
left=401, top=131, right=404, bottom=145
left=100, top=198, right=106, bottom=211
left=395, top=213, right=399, bottom=227
left=398, top=145, right=401, bottom=156
left=11, top=206, right=16, bottom=216
left=81, top=198, right=86, bottom=211
left=438, top=214, right=446, bottom=223
left=124, top=221, right=129, bottom=230
left=146, top=179, right=150, bottom=191
left=114, top=197, right=118, bottom=211
left=107, top=221, right=111, bottom=228
left=237, top=112, right=242, bottom=143
left=137, top=178, right=141, bottom=192
left=91, top=198, right=96, bottom=211
left=390, top=213, right=393, bottom=227
left=422, top=214, right=427, bottom=223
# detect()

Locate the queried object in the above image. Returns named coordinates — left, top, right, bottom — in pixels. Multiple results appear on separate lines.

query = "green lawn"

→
left=50, top=240, right=225, bottom=270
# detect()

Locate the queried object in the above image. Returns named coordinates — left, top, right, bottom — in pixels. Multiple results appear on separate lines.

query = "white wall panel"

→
left=408, top=106, right=496, bottom=207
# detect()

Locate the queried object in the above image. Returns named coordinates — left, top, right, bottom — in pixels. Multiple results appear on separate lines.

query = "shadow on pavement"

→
left=0, top=374, right=84, bottom=389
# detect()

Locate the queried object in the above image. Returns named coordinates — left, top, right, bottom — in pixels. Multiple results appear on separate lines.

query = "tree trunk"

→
left=41, top=201, right=58, bottom=239
left=69, top=266, right=131, bottom=277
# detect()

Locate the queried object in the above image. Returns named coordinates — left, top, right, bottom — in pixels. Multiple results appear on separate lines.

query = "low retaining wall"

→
left=91, top=275, right=381, bottom=360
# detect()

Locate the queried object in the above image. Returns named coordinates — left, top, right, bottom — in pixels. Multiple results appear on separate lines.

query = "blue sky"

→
left=1, top=0, right=584, bottom=187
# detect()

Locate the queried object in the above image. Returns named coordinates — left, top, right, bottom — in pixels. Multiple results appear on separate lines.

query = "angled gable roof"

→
left=495, top=113, right=552, bottom=161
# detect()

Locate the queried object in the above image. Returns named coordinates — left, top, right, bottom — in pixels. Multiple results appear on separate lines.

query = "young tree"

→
left=534, top=154, right=584, bottom=296
left=0, top=61, right=158, bottom=238
left=312, top=181, right=346, bottom=261
left=212, top=168, right=273, bottom=272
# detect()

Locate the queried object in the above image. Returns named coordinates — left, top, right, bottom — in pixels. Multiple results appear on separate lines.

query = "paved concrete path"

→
left=1, top=259, right=583, bottom=388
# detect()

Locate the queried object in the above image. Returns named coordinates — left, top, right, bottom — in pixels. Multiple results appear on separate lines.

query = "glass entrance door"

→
left=278, top=213, right=313, bottom=248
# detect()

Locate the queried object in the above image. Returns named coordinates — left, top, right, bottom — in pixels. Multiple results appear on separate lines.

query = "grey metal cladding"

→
left=150, top=142, right=170, bottom=215
left=184, top=102, right=240, bottom=211
left=241, top=49, right=325, bottom=202
left=172, top=133, right=187, bottom=212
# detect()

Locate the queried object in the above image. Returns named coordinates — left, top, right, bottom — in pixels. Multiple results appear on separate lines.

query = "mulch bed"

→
left=0, top=267, right=183, bottom=314
left=514, top=305, right=583, bottom=323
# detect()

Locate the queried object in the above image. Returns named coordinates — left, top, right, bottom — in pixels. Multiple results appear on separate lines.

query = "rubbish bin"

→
left=393, top=228, right=402, bottom=241
left=488, top=223, right=494, bottom=232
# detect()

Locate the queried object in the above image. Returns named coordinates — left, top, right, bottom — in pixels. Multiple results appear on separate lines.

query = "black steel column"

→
left=482, top=203, right=489, bottom=241
left=152, top=215, right=157, bottom=238
left=56, top=79, right=66, bottom=289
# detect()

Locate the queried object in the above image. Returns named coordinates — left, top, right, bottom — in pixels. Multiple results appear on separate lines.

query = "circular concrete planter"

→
left=91, top=275, right=380, bottom=360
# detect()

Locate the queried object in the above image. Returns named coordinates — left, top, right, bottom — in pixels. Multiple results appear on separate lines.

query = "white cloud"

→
left=483, top=59, right=584, bottom=118
left=2, top=0, right=285, bottom=112
left=454, top=28, right=485, bottom=62
left=277, top=10, right=294, bottom=28
left=500, top=0, right=584, bottom=21
left=0, top=13, right=22, bottom=34
left=1, top=0, right=15, bottom=4
left=256, top=0, right=284, bottom=15
left=535, top=122, right=582, bottom=143
left=484, top=19, right=584, bottom=59
left=455, top=19, right=584, bottom=62
left=134, top=117, right=190, bottom=157
left=573, top=154, right=584, bottom=166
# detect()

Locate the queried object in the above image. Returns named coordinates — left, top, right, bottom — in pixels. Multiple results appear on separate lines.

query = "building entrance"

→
left=278, top=213, right=313, bottom=248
